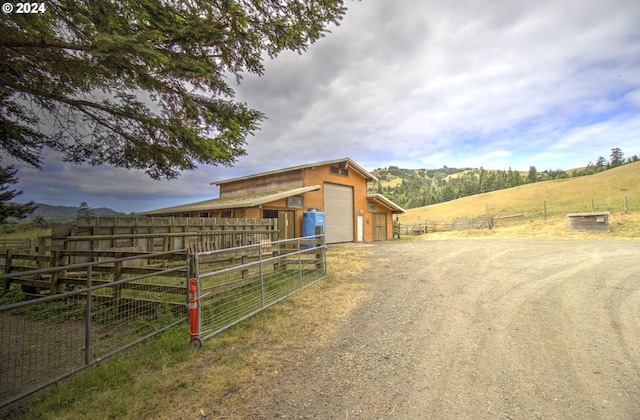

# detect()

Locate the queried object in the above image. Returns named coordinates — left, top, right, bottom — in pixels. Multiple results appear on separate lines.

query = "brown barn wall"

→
left=220, top=170, right=304, bottom=197
left=299, top=164, right=390, bottom=242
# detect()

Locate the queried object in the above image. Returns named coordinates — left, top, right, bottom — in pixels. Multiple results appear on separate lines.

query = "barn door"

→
left=323, top=183, right=354, bottom=243
left=373, top=213, right=387, bottom=241
left=277, top=210, right=295, bottom=240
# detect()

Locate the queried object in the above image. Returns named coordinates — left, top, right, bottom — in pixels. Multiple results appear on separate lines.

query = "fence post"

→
left=624, top=196, right=628, bottom=213
left=3, top=248, right=13, bottom=293
left=241, top=254, right=248, bottom=278
left=189, top=277, right=203, bottom=348
left=49, top=250, right=61, bottom=294
left=114, top=257, right=123, bottom=316
left=259, top=244, right=265, bottom=308
left=298, top=242, right=303, bottom=288
left=85, top=265, right=93, bottom=365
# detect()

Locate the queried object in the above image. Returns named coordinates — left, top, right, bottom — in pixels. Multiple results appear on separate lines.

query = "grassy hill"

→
left=399, top=160, right=640, bottom=223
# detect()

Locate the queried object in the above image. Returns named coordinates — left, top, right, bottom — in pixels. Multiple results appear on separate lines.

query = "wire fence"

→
left=0, top=250, right=189, bottom=409
left=191, top=235, right=326, bottom=346
left=398, top=195, right=640, bottom=236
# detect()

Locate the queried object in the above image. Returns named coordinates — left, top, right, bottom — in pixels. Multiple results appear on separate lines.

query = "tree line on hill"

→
left=373, top=148, right=638, bottom=209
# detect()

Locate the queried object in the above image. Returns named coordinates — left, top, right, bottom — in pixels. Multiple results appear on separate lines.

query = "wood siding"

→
left=301, top=163, right=375, bottom=242
left=220, top=170, right=304, bottom=197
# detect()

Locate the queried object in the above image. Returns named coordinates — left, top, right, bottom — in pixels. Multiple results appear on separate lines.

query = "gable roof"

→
left=211, top=158, right=377, bottom=186
left=141, top=185, right=321, bottom=215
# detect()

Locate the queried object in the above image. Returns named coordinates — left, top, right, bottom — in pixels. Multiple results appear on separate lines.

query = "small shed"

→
left=567, top=211, right=610, bottom=232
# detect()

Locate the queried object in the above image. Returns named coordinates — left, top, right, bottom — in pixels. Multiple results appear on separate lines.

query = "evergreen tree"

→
left=77, top=202, right=95, bottom=218
left=1, top=1, right=347, bottom=179
left=610, top=148, right=624, bottom=167
left=0, top=165, right=36, bottom=224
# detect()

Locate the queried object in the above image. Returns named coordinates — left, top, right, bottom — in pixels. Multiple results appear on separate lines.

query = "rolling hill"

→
left=28, top=204, right=126, bottom=222
left=398, top=160, right=640, bottom=223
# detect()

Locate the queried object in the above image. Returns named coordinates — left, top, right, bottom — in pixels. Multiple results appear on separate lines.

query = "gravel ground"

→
left=238, top=239, right=640, bottom=419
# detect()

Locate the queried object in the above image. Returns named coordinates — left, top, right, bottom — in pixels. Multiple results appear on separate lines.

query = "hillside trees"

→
left=375, top=147, right=637, bottom=209
left=1, top=0, right=347, bottom=179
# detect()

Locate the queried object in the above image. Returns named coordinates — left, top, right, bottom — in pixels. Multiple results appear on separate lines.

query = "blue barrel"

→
left=302, top=211, right=325, bottom=248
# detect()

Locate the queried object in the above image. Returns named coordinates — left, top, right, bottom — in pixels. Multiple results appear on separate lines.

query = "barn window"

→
left=368, top=203, right=377, bottom=212
left=287, top=197, right=303, bottom=208
left=330, top=165, right=349, bottom=177
left=221, top=210, right=232, bottom=218
left=200, top=212, right=210, bottom=218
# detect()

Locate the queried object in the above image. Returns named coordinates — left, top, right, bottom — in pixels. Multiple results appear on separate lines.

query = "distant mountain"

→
left=28, top=203, right=126, bottom=222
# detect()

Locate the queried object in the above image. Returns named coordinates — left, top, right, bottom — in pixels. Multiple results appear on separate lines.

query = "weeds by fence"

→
left=0, top=250, right=189, bottom=409
left=192, top=235, right=326, bottom=345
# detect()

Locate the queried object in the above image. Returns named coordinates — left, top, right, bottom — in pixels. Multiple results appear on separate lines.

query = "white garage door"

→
left=323, top=183, right=354, bottom=243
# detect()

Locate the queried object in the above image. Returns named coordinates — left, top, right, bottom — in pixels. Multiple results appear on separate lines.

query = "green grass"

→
left=0, top=228, right=50, bottom=241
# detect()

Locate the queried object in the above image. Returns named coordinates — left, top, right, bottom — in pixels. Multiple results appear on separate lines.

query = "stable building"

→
left=142, top=158, right=405, bottom=243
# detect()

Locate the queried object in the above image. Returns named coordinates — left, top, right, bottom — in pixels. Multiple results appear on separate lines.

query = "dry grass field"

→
left=399, top=161, right=640, bottom=223
left=417, top=211, right=640, bottom=240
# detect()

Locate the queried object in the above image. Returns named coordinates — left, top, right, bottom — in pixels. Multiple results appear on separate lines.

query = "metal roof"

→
left=367, top=194, right=406, bottom=214
left=141, top=185, right=321, bottom=215
left=211, top=158, right=377, bottom=185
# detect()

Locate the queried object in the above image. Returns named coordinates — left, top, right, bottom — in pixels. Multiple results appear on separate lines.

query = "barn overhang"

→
left=366, top=194, right=406, bottom=214
left=141, top=185, right=321, bottom=215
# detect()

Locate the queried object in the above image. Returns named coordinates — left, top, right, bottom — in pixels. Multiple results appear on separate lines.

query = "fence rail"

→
left=0, top=250, right=189, bottom=409
left=0, top=239, right=35, bottom=253
left=191, top=235, right=327, bottom=346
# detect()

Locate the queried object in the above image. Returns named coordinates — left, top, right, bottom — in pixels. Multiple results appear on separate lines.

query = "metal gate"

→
left=189, top=235, right=326, bottom=347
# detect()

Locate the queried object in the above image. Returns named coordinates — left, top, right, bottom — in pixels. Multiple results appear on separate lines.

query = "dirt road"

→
left=239, top=239, right=640, bottom=419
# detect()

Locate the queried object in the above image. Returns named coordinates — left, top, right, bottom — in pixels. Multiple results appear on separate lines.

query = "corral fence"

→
left=0, top=250, right=189, bottom=409
left=59, top=216, right=278, bottom=257
left=0, top=230, right=329, bottom=410
left=190, top=234, right=327, bottom=347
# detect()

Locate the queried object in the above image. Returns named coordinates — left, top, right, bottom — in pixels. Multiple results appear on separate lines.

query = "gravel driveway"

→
left=238, top=239, right=640, bottom=419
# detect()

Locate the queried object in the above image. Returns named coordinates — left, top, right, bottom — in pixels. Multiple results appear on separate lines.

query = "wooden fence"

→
left=1, top=248, right=189, bottom=296
left=55, top=216, right=278, bottom=255
left=0, top=239, right=35, bottom=253
left=2, top=216, right=282, bottom=295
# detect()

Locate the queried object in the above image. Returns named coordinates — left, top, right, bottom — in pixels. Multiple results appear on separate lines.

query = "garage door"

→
left=323, top=183, right=354, bottom=243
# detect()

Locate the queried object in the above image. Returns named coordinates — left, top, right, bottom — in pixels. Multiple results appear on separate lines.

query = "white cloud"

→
left=9, top=0, right=640, bottom=211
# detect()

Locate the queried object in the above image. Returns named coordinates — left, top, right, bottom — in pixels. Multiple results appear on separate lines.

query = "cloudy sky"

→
left=8, top=0, right=640, bottom=213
